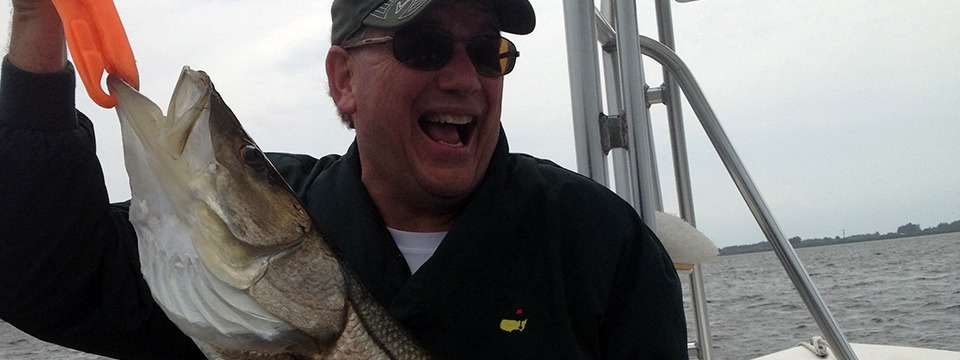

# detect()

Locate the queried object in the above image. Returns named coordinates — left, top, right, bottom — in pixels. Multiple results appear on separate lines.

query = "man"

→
left=0, top=0, right=687, bottom=358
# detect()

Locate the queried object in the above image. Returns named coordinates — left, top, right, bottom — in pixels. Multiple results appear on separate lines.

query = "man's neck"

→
left=369, top=192, right=465, bottom=232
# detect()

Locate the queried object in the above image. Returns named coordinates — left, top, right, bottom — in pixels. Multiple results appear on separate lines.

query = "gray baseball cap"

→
left=331, top=0, right=536, bottom=45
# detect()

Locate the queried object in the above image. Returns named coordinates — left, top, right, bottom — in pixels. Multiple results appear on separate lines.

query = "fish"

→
left=106, top=67, right=431, bottom=359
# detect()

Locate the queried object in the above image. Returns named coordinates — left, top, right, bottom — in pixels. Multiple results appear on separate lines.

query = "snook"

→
left=108, top=68, right=430, bottom=359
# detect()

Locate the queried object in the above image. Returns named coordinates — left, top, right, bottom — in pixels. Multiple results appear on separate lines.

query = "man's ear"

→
left=326, top=46, right=356, bottom=116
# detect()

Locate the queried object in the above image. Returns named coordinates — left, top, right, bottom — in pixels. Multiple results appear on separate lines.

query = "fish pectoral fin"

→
left=191, top=209, right=276, bottom=290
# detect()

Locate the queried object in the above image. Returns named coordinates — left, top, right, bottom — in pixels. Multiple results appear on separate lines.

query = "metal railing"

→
left=560, top=1, right=859, bottom=359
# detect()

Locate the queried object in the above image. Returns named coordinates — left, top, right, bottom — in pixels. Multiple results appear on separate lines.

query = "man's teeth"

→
left=420, top=114, right=473, bottom=146
left=425, top=114, right=472, bottom=125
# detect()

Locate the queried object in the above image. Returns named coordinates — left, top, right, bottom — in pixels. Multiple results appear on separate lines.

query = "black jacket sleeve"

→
left=0, top=57, right=204, bottom=359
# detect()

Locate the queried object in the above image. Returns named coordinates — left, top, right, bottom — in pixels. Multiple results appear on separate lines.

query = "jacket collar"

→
left=306, top=127, right=512, bottom=308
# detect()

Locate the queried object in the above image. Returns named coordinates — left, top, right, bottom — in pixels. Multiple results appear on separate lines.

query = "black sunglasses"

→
left=342, top=27, right=519, bottom=77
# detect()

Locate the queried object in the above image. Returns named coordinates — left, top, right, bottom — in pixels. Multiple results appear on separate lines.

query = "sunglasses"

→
left=342, top=27, right=519, bottom=77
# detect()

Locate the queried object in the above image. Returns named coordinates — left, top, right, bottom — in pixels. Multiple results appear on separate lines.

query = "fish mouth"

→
left=418, top=114, right=476, bottom=147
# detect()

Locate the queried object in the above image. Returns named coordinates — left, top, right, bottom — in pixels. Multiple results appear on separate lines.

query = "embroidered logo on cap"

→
left=369, top=0, right=431, bottom=21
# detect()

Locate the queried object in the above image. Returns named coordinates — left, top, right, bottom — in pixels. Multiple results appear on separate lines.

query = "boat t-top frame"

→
left=560, top=1, right=859, bottom=359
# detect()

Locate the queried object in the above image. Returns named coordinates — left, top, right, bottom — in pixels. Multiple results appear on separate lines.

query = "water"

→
left=0, top=322, right=107, bottom=359
left=2, top=233, right=958, bottom=359
left=683, top=232, right=960, bottom=359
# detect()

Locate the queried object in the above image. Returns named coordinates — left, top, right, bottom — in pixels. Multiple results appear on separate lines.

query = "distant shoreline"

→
left=718, top=221, right=960, bottom=256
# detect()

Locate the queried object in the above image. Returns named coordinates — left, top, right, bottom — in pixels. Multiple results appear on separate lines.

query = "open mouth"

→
left=419, top=114, right=475, bottom=146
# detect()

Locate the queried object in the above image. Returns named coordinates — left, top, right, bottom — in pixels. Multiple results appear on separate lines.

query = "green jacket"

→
left=0, top=57, right=686, bottom=359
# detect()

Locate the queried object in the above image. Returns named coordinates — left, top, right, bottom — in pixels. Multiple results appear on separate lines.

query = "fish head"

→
left=108, top=67, right=314, bottom=289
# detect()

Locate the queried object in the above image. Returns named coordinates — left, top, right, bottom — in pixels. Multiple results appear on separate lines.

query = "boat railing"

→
left=561, top=1, right=859, bottom=359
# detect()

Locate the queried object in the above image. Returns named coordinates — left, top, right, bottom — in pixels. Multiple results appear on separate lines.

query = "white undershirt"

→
left=387, top=227, right=447, bottom=274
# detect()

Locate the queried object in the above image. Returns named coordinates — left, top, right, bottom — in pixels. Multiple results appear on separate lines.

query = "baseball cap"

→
left=331, top=0, right=536, bottom=45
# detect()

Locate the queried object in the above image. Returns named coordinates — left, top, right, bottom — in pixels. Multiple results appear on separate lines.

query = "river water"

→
left=2, top=233, right=958, bottom=359
left=683, top=232, right=960, bottom=359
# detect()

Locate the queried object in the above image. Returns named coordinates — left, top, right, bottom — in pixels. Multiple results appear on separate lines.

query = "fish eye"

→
left=239, top=144, right=267, bottom=170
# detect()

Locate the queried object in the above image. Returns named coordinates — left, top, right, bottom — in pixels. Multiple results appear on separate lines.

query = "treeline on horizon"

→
left=718, top=220, right=960, bottom=256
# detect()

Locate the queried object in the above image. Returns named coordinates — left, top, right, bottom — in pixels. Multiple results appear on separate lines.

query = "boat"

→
left=559, top=1, right=960, bottom=359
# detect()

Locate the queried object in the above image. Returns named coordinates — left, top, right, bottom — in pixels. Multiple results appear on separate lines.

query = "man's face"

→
left=336, top=1, right=506, bottom=224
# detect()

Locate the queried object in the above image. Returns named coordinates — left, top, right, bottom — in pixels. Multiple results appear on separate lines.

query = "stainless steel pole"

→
left=562, top=0, right=609, bottom=186
left=653, top=1, right=713, bottom=358
left=597, top=2, right=635, bottom=204
left=612, top=0, right=657, bottom=228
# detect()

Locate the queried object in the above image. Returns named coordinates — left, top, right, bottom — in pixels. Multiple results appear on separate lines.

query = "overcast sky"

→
left=3, top=0, right=957, bottom=248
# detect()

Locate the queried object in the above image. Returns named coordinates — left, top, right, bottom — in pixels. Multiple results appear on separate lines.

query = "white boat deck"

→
left=754, top=342, right=960, bottom=360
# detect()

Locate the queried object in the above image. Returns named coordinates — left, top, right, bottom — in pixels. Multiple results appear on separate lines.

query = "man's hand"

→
left=8, top=0, right=67, bottom=73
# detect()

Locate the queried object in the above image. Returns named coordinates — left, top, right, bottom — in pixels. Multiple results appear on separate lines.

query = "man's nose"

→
left=436, top=45, right=483, bottom=94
